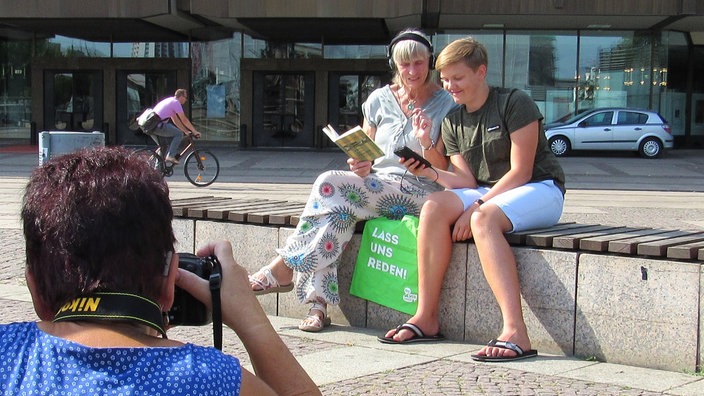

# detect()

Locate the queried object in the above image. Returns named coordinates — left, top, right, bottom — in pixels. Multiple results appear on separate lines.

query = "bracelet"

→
left=475, top=198, right=484, bottom=206
left=421, top=139, right=435, bottom=151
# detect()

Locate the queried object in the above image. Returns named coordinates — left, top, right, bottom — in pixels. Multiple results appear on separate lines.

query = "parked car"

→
left=544, top=108, right=673, bottom=158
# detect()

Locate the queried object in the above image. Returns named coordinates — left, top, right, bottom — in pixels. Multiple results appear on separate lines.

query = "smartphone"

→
left=393, top=146, right=432, bottom=168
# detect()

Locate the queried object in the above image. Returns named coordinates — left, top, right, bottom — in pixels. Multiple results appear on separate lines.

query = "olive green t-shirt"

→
left=442, top=87, right=565, bottom=194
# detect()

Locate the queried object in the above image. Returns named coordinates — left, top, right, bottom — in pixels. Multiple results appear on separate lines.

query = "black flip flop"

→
left=377, top=322, right=445, bottom=344
left=470, top=339, right=538, bottom=362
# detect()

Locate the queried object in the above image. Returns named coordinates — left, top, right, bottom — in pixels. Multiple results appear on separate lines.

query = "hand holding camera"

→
left=175, top=241, right=274, bottom=339
left=168, top=253, right=218, bottom=326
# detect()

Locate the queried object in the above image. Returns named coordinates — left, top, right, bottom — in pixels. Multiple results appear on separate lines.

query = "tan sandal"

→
left=298, top=302, right=331, bottom=332
left=249, top=267, right=294, bottom=295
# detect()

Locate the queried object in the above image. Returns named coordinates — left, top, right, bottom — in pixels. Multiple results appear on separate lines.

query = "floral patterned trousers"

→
left=276, top=170, right=438, bottom=305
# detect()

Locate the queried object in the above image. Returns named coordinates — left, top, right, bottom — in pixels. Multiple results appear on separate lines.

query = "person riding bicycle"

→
left=150, top=89, right=201, bottom=164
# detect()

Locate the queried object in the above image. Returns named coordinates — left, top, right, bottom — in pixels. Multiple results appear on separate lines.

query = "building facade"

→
left=1, top=0, right=704, bottom=149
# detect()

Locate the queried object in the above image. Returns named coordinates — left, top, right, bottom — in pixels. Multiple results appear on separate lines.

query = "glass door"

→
left=325, top=73, right=385, bottom=147
left=252, top=72, right=315, bottom=148
left=115, top=71, right=176, bottom=145
left=43, top=70, right=102, bottom=133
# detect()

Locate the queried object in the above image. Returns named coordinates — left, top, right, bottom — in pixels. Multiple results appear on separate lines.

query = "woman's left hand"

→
left=452, top=207, right=475, bottom=242
left=348, top=157, right=372, bottom=177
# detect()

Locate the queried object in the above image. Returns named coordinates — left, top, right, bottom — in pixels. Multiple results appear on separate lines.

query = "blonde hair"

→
left=390, top=29, right=434, bottom=86
left=435, top=37, right=488, bottom=72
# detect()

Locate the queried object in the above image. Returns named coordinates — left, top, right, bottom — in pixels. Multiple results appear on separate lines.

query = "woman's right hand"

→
left=177, top=240, right=271, bottom=336
left=186, top=241, right=321, bottom=395
left=348, top=157, right=372, bottom=177
left=411, top=109, right=433, bottom=149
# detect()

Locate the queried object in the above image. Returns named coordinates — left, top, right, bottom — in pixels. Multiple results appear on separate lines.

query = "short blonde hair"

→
left=435, top=37, right=488, bottom=72
left=174, top=89, right=188, bottom=99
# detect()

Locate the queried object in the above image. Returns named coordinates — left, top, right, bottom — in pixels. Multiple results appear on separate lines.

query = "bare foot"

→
left=383, top=315, right=440, bottom=342
left=475, top=329, right=532, bottom=359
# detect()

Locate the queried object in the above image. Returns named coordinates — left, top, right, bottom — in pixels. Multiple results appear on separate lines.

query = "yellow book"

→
left=322, top=124, right=384, bottom=161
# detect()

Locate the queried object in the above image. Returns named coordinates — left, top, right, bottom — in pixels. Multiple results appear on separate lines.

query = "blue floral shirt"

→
left=0, top=322, right=242, bottom=395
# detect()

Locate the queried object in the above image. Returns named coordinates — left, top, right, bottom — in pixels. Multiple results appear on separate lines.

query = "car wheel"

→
left=548, top=136, right=570, bottom=157
left=639, top=137, right=663, bottom=159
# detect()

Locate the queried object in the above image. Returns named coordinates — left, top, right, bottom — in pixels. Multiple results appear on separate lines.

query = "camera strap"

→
left=208, top=258, right=223, bottom=350
left=52, top=292, right=166, bottom=338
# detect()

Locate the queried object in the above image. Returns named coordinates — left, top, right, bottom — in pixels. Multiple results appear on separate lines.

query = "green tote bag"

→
left=350, top=215, right=419, bottom=315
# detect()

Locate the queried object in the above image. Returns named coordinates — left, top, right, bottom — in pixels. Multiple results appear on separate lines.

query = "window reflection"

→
left=262, top=74, right=306, bottom=138
left=191, top=39, right=241, bottom=141
left=43, top=35, right=110, bottom=57
left=50, top=71, right=101, bottom=131
left=579, top=32, right=652, bottom=111
left=334, top=74, right=382, bottom=132
left=0, top=40, right=31, bottom=138
left=112, top=42, right=189, bottom=58
left=243, top=37, right=322, bottom=59
left=505, top=31, right=577, bottom=123
left=324, top=45, right=387, bottom=59
left=436, top=33, right=504, bottom=86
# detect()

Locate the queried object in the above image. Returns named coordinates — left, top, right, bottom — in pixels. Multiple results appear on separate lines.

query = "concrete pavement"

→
left=0, top=145, right=703, bottom=395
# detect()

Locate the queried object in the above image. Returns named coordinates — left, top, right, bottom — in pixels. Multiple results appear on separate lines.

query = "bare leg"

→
left=384, top=191, right=464, bottom=342
left=471, top=204, right=531, bottom=359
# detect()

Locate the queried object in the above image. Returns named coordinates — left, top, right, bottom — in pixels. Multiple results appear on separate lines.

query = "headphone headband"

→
left=387, top=32, right=433, bottom=58
left=387, top=31, right=434, bottom=71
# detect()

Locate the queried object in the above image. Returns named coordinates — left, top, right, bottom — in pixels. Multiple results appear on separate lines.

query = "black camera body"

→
left=167, top=253, right=216, bottom=326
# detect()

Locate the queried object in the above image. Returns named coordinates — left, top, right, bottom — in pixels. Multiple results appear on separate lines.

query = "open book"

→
left=322, top=124, right=384, bottom=161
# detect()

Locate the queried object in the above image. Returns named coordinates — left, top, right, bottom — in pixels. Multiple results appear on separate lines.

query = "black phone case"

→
left=394, top=146, right=432, bottom=168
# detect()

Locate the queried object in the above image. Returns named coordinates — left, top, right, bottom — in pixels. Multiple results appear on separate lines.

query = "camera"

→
left=167, top=253, right=217, bottom=326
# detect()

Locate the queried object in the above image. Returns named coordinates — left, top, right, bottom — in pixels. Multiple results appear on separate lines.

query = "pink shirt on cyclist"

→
left=153, top=97, right=184, bottom=120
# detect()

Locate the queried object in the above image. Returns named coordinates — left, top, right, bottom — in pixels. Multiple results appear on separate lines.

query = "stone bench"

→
left=171, top=196, right=704, bottom=373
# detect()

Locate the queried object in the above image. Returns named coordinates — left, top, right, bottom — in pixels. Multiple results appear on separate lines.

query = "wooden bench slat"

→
left=505, top=222, right=576, bottom=245
left=201, top=199, right=270, bottom=220
left=269, top=210, right=308, bottom=225
left=608, top=230, right=697, bottom=255
left=172, top=197, right=232, bottom=216
left=187, top=200, right=267, bottom=218
left=667, top=240, right=704, bottom=260
left=552, top=226, right=626, bottom=249
left=579, top=228, right=663, bottom=252
left=247, top=205, right=306, bottom=224
left=637, top=232, right=704, bottom=257
left=170, top=196, right=216, bottom=206
left=522, top=224, right=607, bottom=247
left=291, top=215, right=301, bottom=226
left=227, top=201, right=294, bottom=222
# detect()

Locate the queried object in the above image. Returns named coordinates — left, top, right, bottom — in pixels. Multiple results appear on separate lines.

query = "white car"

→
left=545, top=108, right=673, bottom=159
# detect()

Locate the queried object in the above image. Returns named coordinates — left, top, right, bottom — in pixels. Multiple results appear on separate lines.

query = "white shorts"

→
left=450, top=180, right=564, bottom=233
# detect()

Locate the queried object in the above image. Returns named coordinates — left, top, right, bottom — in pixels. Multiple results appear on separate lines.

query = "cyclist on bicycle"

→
left=150, top=89, right=201, bottom=164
